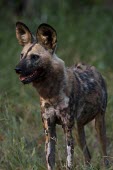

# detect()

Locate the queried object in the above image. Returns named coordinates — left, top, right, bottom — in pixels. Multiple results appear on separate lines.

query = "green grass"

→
left=0, top=4, right=113, bottom=170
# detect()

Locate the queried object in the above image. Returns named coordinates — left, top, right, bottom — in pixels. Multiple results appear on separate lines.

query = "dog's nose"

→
left=15, top=67, right=22, bottom=74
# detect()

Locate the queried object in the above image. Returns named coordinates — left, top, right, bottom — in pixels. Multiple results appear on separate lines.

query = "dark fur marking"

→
left=24, top=43, right=36, bottom=58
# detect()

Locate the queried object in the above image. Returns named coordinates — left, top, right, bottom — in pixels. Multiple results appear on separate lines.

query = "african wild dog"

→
left=15, top=22, right=109, bottom=170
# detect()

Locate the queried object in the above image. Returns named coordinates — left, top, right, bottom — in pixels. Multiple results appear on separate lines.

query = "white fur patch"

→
left=43, top=107, right=55, bottom=119
left=67, top=145, right=72, bottom=167
left=59, top=95, right=69, bottom=110
left=46, top=142, right=51, bottom=170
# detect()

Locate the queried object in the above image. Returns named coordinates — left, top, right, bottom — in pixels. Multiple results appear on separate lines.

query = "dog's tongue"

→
left=19, top=75, right=26, bottom=81
left=19, top=71, right=37, bottom=81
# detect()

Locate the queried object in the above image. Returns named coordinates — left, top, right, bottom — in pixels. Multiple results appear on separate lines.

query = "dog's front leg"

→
left=64, top=127, right=74, bottom=170
left=43, top=118, right=56, bottom=170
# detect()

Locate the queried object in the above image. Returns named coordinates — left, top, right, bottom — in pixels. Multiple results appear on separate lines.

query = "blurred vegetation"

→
left=0, top=0, right=113, bottom=169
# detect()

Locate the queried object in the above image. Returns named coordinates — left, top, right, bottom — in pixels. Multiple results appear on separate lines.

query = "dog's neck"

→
left=32, top=54, right=68, bottom=101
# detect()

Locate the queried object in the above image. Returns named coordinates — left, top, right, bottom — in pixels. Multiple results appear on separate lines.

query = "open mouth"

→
left=19, top=70, right=38, bottom=84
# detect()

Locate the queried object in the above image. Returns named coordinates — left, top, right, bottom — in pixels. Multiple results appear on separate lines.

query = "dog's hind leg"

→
left=75, top=124, right=91, bottom=165
left=43, top=118, right=56, bottom=170
left=95, top=113, right=109, bottom=167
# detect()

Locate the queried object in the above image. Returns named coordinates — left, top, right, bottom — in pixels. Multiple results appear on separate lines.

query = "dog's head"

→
left=15, top=22, right=57, bottom=84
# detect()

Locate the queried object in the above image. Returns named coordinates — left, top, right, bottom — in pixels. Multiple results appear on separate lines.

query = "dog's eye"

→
left=31, top=54, right=40, bottom=61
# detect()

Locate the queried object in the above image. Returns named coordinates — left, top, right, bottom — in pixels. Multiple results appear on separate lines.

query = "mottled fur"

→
left=15, top=22, right=108, bottom=170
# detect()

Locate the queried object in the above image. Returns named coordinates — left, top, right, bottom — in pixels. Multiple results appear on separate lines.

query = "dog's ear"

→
left=36, top=23, right=57, bottom=53
left=16, top=22, right=32, bottom=46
